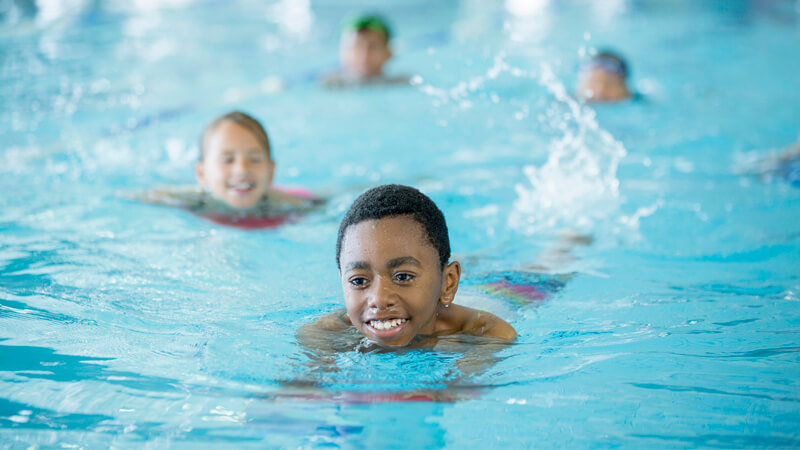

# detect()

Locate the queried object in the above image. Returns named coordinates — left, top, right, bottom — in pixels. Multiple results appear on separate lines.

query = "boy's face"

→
left=339, top=215, right=459, bottom=347
left=339, top=29, right=391, bottom=78
left=195, top=120, right=274, bottom=209
left=576, top=69, right=630, bottom=102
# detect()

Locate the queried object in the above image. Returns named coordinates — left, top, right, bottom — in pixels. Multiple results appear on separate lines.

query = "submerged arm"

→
left=128, top=186, right=203, bottom=208
left=296, top=308, right=356, bottom=357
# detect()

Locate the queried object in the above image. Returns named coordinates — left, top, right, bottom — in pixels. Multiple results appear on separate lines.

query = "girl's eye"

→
left=394, top=273, right=414, bottom=282
left=221, top=156, right=234, bottom=164
left=248, top=154, right=266, bottom=163
left=349, top=277, right=368, bottom=287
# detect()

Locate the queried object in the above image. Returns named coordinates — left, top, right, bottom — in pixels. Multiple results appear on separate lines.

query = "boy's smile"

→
left=195, top=120, right=275, bottom=209
left=339, top=215, right=457, bottom=347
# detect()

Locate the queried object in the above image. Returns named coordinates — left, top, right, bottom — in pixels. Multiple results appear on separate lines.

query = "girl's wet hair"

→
left=199, top=111, right=272, bottom=161
left=336, top=184, right=451, bottom=270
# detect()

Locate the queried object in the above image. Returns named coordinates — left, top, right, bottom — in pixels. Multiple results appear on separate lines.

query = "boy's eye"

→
left=220, top=155, right=234, bottom=164
left=349, top=277, right=369, bottom=287
left=394, top=273, right=414, bottom=282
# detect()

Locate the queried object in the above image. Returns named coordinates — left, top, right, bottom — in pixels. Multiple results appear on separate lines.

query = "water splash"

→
left=509, top=63, right=626, bottom=235
left=412, top=54, right=627, bottom=236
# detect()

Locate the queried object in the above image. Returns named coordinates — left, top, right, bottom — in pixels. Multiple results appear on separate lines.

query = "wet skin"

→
left=339, top=29, right=392, bottom=79
left=195, top=120, right=275, bottom=209
left=339, top=216, right=461, bottom=347
left=577, top=69, right=631, bottom=102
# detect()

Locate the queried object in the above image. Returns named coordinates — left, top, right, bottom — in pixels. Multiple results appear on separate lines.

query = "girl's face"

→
left=195, top=120, right=274, bottom=209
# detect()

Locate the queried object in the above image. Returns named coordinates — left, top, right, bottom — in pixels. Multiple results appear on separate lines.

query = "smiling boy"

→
left=322, top=15, right=410, bottom=88
left=303, top=184, right=516, bottom=348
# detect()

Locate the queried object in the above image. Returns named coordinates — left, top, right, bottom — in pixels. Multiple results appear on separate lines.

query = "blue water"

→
left=2, top=0, right=800, bottom=447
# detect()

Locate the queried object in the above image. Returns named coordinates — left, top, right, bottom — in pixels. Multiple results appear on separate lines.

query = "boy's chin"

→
left=363, top=330, right=413, bottom=348
left=367, top=338, right=412, bottom=348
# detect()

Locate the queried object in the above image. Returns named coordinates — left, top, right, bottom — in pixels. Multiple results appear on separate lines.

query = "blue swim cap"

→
left=581, top=50, right=629, bottom=78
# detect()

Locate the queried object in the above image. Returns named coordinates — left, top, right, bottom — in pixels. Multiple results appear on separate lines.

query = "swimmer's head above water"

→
left=334, top=184, right=515, bottom=347
left=195, top=111, right=275, bottom=209
left=576, top=50, right=632, bottom=103
left=339, top=14, right=393, bottom=79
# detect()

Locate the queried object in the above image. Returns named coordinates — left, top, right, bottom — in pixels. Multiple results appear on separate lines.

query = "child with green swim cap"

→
left=322, top=14, right=410, bottom=88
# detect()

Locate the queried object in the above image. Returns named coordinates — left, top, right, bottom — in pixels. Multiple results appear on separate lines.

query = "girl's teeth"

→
left=371, top=318, right=406, bottom=330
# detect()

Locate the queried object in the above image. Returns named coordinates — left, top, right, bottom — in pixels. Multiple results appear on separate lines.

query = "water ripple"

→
left=629, top=382, right=799, bottom=403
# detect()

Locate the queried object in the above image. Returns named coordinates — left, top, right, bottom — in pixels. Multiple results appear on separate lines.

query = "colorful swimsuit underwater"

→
left=195, top=186, right=316, bottom=230
left=462, top=270, right=572, bottom=307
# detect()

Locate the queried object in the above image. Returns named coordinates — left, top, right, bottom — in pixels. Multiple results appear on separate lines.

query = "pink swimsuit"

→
left=199, top=186, right=315, bottom=230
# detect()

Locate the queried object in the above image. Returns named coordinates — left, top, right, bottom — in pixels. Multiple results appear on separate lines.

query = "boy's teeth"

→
left=370, top=318, right=406, bottom=330
left=230, top=181, right=253, bottom=189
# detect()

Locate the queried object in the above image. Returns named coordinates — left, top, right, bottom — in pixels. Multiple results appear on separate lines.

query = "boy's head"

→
left=576, top=50, right=631, bottom=102
left=336, top=185, right=460, bottom=347
left=339, top=14, right=393, bottom=79
left=195, top=111, right=276, bottom=209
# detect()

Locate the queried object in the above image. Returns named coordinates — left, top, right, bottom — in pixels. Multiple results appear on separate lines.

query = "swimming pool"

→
left=2, top=0, right=800, bottom=447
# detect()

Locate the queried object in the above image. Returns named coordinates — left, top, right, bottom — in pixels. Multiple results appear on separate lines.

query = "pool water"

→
left=2, top=0, right=800, bottom=447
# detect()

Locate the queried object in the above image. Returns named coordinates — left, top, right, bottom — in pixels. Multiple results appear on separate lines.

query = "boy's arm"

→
left=296, top=308, right=352, bottom=353
left=435, top=306, right=517, bottom=380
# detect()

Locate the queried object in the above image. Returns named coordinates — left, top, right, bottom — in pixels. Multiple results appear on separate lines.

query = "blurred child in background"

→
left=322, top=14, right=410, bottom=88
left=138, top=111, right=319, bottom=229
left=576, top=50, right=633, bottom=103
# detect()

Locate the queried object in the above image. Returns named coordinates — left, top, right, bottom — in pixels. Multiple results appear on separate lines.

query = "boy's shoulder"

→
left=445, top=304, right=517, bottom=341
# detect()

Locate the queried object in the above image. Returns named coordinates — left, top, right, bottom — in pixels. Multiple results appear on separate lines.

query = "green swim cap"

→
left=341, top=14, right=391, bottom=41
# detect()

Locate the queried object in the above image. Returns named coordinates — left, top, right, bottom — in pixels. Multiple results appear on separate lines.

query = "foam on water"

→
left=509, top=63, right=627, bottom=235
left=413, top=51, right=629, bottom=238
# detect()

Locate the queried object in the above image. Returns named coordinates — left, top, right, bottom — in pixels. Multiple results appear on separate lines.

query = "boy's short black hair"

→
left=336, top=184, right=451, bottom=270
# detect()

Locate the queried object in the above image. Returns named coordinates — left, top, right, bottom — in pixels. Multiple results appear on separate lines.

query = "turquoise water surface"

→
left=2, top=0, right=800, bottom=448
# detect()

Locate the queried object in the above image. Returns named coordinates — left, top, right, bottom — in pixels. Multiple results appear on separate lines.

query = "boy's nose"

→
left=368, top=277, right=397, bottom=310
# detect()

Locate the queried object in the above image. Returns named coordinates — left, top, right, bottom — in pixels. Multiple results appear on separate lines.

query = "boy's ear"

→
left=195, top=162, right=206, bottom=186
left=439, top=261, right=461, bottom=307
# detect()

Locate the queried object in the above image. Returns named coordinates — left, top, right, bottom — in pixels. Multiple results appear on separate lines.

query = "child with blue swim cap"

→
left=751, top=140, right=800, bottom=188
left=322, top=14, right=410, bottom=88
left=576, top=50, right=633, bottom=102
